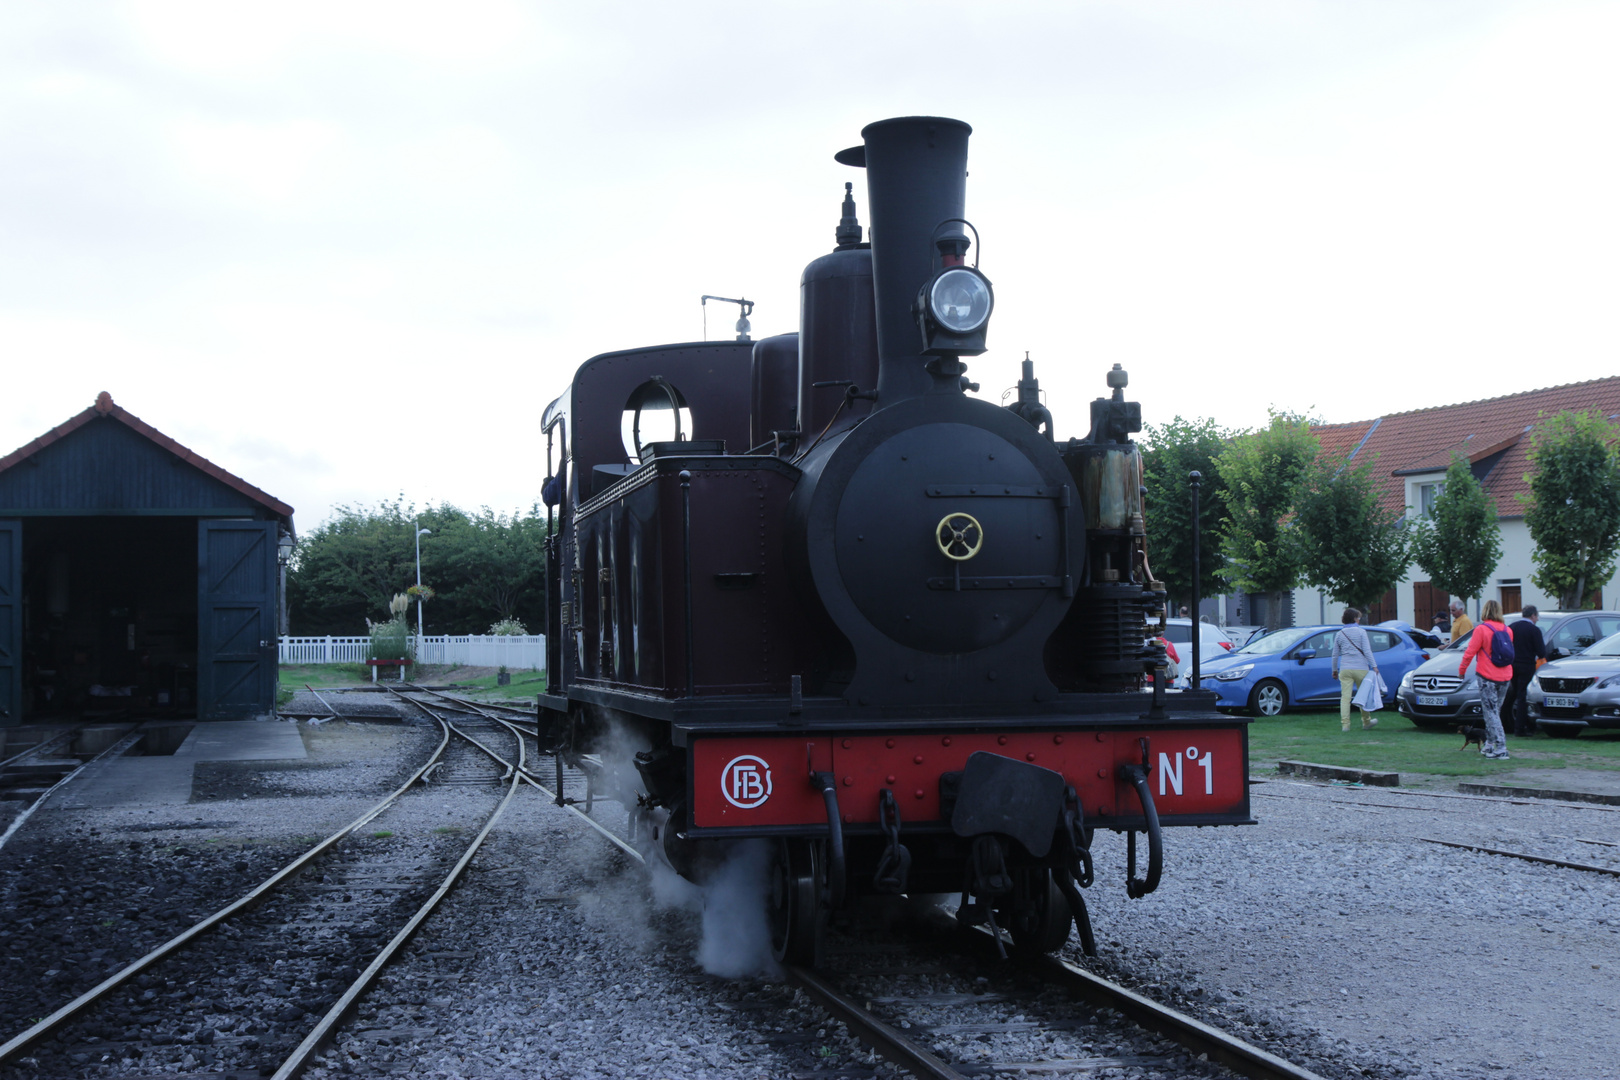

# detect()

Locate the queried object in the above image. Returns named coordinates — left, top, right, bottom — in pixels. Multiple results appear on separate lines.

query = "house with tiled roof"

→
left=1222, top=376, right=1620, bottom=629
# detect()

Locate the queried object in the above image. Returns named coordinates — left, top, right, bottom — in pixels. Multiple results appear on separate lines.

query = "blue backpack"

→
left=1489, top=624, right=1515, bottom=667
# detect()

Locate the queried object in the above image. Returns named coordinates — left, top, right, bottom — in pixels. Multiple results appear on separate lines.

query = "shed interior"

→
left=21, top=517, right=199, bottom=720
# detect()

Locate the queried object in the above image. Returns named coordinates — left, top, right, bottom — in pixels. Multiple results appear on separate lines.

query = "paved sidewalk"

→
left=51, top=720, right=308, bottom=809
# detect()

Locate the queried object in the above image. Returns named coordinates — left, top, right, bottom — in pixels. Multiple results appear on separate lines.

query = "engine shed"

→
left=0, top=392, right=293, bottom=725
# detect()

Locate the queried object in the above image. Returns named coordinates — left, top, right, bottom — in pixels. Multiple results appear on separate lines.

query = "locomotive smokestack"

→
left=836, top=116, right=971, bottom=407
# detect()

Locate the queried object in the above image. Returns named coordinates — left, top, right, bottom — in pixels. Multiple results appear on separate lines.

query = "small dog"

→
left=1456, top=725, right=1485, bottom=751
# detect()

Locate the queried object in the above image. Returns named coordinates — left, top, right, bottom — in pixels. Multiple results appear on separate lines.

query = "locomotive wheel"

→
left=768, top=838, right=822, bottom=966
left=1007, top=870, right=1073, bottom=958
left=1249, top=679, right=1288, bottom=717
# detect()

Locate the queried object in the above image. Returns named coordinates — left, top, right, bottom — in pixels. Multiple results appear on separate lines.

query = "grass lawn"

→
left=279, top=663, right=377, bottom=690
left=443, top=669, right=548, bottom=701
left=1246, top=708, right=1620, bottom=777
left=277, top=663, right=547, bottom=702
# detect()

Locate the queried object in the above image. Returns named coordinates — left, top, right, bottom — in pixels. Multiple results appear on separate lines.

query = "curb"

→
left=1275, top=760, right=1399, bottom=787
left=1456, top=782, right=1620, bottom=807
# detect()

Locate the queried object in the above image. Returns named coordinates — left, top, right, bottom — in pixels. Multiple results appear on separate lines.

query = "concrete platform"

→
left=51, top=720, right=308, bottom=809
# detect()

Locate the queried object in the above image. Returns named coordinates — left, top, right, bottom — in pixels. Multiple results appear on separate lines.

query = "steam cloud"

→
left=695, top=839, right=779, bottom=979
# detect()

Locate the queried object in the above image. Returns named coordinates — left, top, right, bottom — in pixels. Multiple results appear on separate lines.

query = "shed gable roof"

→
left=0, top=392, right=294, bottom=524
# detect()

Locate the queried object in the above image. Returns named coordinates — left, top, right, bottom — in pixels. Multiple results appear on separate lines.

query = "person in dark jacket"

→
left=1506, top=606, right=1547, bottom=737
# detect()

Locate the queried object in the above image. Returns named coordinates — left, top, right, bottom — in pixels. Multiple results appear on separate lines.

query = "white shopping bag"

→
left=1353, top=672, right=1384, bottom=712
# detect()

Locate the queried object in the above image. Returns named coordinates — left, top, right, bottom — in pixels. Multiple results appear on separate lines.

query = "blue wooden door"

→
left=0, top=520, right=18, bottom=725
left=198, top=520, right=277, bottom=718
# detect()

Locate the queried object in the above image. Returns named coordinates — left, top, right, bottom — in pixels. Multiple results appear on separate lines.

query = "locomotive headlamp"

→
left=916, top=217, right=993, bottom=357
left=929, top=269, right=992, bottom=333
left=917, top=265, right=994, bottom=356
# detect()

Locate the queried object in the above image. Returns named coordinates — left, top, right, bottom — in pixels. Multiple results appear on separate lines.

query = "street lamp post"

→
left=276, top=531, right=295, bottom=638
left=415, top=524, right=432, bottom=659
left=1189, top=470, right=1202, bottom=689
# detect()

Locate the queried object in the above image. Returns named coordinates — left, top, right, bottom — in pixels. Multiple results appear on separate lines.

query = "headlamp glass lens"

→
left=929, top=269, right=992, bottom=333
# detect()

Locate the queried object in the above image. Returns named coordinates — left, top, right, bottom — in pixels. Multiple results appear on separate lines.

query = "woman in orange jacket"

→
left=1459, top=599, right=1513, bottom=760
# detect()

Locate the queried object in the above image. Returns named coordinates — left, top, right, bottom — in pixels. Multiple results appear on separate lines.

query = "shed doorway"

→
left=20, top=517, right=199, bottom=721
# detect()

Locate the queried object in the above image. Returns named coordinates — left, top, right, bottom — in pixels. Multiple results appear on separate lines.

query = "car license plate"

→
left=1545, top=695, right=1581, bottom=709
left=1417, top=695, right=1447, bottom=706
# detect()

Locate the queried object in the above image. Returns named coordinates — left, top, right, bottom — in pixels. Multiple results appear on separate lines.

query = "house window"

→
left=1417, top=482, right=1444, bottom=518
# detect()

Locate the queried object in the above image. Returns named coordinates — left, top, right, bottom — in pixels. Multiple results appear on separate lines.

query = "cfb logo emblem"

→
left=721, top=754, right=773, bottom=809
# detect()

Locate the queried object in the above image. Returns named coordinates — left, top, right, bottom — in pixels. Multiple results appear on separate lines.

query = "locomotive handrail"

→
left=1120, top=763, right=1163, bottom=898
left=680, top=470, right=695, bottom=696
left=811, top=772, right=847, bottom=908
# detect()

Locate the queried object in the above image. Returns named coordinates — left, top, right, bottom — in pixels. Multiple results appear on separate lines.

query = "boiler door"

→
left=834, top=422, right=1063, bottom=654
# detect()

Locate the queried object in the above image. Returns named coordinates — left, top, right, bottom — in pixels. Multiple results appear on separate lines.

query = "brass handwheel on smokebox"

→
left=936, top=512, right=983, bottom=561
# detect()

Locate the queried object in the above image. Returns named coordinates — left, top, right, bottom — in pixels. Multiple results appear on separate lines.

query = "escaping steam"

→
left=581, top=710, right=779, bottom=978
left=695, top=839, right=779, bottom=979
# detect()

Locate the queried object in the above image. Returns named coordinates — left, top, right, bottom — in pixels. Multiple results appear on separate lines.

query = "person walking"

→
left=1331, top=608, right=1380, bottom=732
left=1460, top=599, right=1513, bottom=759
left=1431, top=610, right=1451, bottom=639
left=1507, top=606, right=1547, bottom=737
left=1448, top=599, right=1473, bottom=644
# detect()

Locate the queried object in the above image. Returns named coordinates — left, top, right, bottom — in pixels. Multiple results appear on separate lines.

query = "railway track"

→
left=0, top=723, right=144, bottom=855
left=1255, top=784, right=1620, bottom=877
left=402, top=693, right=1328, bottom=1080
left=0, top=709, right=523, bottom=1080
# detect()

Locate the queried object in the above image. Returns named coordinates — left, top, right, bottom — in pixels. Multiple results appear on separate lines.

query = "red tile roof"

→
left=0, top=391, right=295, bottom=522
left=1322, top=377, right=1620, bottom=518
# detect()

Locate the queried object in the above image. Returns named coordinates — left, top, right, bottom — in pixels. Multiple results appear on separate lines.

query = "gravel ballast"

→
left=5, top=715, right=1619, bottom=1079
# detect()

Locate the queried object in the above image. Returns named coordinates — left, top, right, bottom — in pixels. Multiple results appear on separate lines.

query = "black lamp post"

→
left=276, top=532, right=295, bottom=639
left=1189, top=471, right=1202, bottom=689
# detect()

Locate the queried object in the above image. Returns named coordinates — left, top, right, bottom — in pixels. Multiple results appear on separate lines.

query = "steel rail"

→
left=440, top=711, right=969, bottom=1080
left=273, top=712, right=528, bottom=1079
left=956, top=927, right=1328, bottom=1080
left=405, top=685, right=537, bottom=725
left=785, top=966, right=968, bottom=1080
left=384, top=687, right=515, bottom=780
left=303, top=684, right=349, bottom=721
left=477, top=713, right=642, bottom=862
left=1419, top=836, right=1620, bottom=878
left=0, top=723, right=86, bottom=771
left=395, top=689, right=642, bottom=862
left=0, top=725, right=145, bottom=855
left=0, top=719, right=453, bottom=1066
left=1264, top=779, right=1620, bottom=814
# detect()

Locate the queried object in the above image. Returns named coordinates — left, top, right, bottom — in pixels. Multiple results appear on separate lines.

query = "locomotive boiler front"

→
left=786, top=116, right=1086, bottom=706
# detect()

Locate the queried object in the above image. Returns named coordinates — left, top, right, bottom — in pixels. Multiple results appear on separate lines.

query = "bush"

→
left=488, top=618, right=529, bottom=636
left=368, top=618, right=413, bottom=663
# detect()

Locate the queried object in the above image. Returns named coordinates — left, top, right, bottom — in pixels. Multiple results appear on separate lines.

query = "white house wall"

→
left=1286, top=517, right=1595, bottom=630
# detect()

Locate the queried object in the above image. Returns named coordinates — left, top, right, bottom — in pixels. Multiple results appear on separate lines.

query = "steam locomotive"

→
left=538, top=116, right=1252, bottom=964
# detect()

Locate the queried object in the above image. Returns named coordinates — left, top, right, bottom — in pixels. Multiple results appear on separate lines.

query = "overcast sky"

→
left=3, top=1, right=1616, bottom=533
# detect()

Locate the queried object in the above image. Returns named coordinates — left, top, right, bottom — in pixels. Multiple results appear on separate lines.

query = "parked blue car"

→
left=1195, top=624, right=1435, bottom=716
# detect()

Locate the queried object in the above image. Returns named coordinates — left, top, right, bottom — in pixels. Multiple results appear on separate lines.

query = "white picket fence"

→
left=279, top=635, right=545, bottom=671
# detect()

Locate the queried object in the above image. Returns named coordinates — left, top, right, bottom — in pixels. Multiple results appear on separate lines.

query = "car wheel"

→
left=1249, top=679, right=1288, bottom=717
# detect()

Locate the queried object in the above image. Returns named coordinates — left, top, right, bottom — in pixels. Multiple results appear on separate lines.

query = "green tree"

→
left=1410, top=453, right=1501, bottom=606
left=1141, top=416, right=1232, bottom=614
left=427, top=506, right=550, bottom=629
left=1521, top=410, right=1620, bottom=609
left=287, top=500, right=548, bottom=635
left=1214, top=411, right=1318, bottom=624
left=1294, top=449, right=1410, bottom=611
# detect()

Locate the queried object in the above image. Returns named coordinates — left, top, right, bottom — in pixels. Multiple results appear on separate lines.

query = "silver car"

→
left=1527, top=629, right=1620, bottom=737
left=1395, top=611, right=1620, bottom=729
